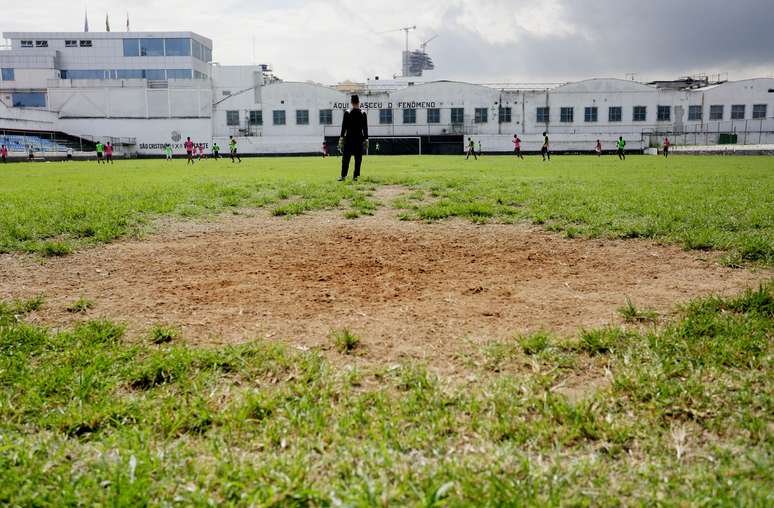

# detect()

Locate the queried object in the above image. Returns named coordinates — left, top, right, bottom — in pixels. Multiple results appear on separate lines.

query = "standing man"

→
left=466, top=137, right=477, bottom=160
left=164, top=144, right=173, bottom=161
left=513, top=134, right=524, bottom=160
left=541, top=132, right=550, bottom=161
left=477, top=139, right=482, bottom=157
left=184, top=137, right=195, bottom=165
left=322, top=140, right=328, bottom=158
left=617, top=136, right=626, bottom=160
left=1, top=144, right=8, bottom=163
left=28, top=144, right=35, bottom=161
left=595, top=139, right=602, bottom=157
left=338, top=94, right=368, bottom=182
left=212, top=142, right=220, bottom=159
left=229, top=136, right=242, bottom=163
left=95, top=140, right=104, bottom=164
left=105, top=142, right=114, bottom=164
left=663, top=137, right=670, bottom=158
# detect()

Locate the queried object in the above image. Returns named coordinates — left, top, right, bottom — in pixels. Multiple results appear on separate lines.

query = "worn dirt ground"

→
left=2, top=190, right=770, bottom=373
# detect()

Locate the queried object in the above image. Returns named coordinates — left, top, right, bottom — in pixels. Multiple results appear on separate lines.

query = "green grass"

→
left=1, top=155, right=772, bottom=263
left=65, top=297, right=94, bottom=313
left=331, top=328, right=361, bottom=354
left=1, top=282, right=773, bottom=505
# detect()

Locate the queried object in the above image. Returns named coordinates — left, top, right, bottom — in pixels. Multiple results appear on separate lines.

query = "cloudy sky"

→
left=3, top=0, right=773, bottom=84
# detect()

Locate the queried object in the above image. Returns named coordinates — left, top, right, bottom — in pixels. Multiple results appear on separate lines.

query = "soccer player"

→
left=1, top=144, right=7, bottom=163
left=198, top=143, right=205, bottom=160
left=95, top=141, right=104, bottom=164
left=338, top=94, right=368, bottom=182
left=229, top=136, right=242, bottom=163
left=617, top=136, right=626, bottom=160
left=541, top=132, right=550, bottom=161
left=184, top=137, right=194, bottom=164
left=322, top=141, right=328, bottom=158
left=212, top=142, right=220, bottom=159
left=374, top=141, right=380, bottom=154
left=28, top=144, right=35, bottom=161
left=105, top=142, right=114, bottom=164
left=513, top=134, right=523, bottom=160
left=164, top=144, right=173, bottom=161
left=595, top=139, right=602, bottom=157
left=477, top=140, right=482, bottom=157
left=66, top=147, right=73, bottom=161
left=663, top=137, right=670, bottom=158
left=466, top=137, right=477, bottom=160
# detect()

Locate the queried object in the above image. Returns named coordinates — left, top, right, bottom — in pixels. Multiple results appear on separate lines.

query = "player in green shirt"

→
left=617, top=136, right=626, bottom=160
left=95, top=142, right=104, bottom=164
left=228, top=136, right=242, bottom=163
left=164, top=144, right=173, bottom=161
left=212, top=143, right=220, bottom=159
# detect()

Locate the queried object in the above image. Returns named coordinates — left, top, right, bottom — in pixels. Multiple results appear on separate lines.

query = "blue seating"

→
left=0, top=134, right=71, bottom=153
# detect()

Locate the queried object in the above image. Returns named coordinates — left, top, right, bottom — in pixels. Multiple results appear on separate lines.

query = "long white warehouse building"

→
left=1, top=30, right=773, bottom=155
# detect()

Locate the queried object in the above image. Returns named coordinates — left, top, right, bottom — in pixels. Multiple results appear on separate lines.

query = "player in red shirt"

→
left=1, top=144, right=7, bottom=163
left=595, top=139, right=602, bottom=157
left=513, top=134, right=524, bottom=160
left=184, top=137, right=195, bottom=165
left=663, top=137, right=671, bottom=158
left=322, top=141, right=328, bottom=158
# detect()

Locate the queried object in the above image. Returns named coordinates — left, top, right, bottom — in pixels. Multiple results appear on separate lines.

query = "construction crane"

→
left=420, top=34, right=438, bottom=53
left=377, top=25, right=416, bottom=53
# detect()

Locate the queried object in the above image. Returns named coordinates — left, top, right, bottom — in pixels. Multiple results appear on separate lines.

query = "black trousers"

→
left=341, top=145, right=363, bottom=179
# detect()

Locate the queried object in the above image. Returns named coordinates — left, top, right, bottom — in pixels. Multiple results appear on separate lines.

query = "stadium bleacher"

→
left=0, top=134, right=72, bottom=153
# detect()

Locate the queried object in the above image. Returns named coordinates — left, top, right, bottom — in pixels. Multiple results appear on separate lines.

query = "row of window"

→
left=122, top=38, right=212, bottom=62
left=1, top=68, right=14, bottom=81
left=226, top=107, right=514, bottom=127
left=21, top=39, right=92, bottom=48
left=59, top=69, right=205, bottom=80
left=537, top=104, right=769, bottom=123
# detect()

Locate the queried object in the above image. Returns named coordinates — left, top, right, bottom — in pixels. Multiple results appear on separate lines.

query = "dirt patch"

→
left=2, top=203, right=770, bottom=376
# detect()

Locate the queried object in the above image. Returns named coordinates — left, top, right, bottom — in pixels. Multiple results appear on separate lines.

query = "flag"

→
left=84, top=10, right=89, bottom=32
left=126, top=12, right=130, bottom=32
left=106, top=13, right=110, bottom=32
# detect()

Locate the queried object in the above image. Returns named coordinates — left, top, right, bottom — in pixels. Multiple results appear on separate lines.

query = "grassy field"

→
left=2, top=154, right=774, bottom=505
left=1, top=284, right=773, bottom=505
left=1, top=155, right=773, bottom=264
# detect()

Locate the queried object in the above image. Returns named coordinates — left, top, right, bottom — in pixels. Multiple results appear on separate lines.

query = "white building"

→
left=1, top=29, right=773, bottom=156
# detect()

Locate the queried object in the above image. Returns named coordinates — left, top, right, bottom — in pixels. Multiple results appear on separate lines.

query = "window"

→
left=61, top=69, right=110, bottom=79
left=12, top=92, right=46, bottom=108
left=116, top=69, right=144, bottom=79
left=21, top=40, right=32, bottom=48
left=379, top=109, right=393, bottom=124
left=193, top=71, right=208, bottom=80
left=140, top=38, right=164, bottom=56
left=560, top=107, right=574, bottom=123
left=144, top=69, right=165, bottom=80
left=79, top=40, right=92, bottom=47
left=657, top=105, right=671, bottom=122
left=633, top=106, right=647, bottom=122
left=319, top=109, right=333, bottom=125
left=1, top=68, right=14, bottom=81
left=451, top=107, right=464, bottom=124
left=35, top=40, right=48, bottom=48
left=731, top=105, right=745, bottom=120
left=191, top=39, right=212, bottom=62
left=608, top=106, right=622, bottom=122
left=427, top=108, right=441, bottom=124
left=753, top=104, right=767, bottom=119
left=688, top=105, right=702, bottom=121
left=474, top=108, right=488, bottom=123
left=499, top=107, right=512, bottom=123
left=273, top=110, right=286, bottom=125
left=166, top=69, right=192, bottom=80
left=536, top=106, right=549, bottom=123
left=584, top=107, right=598, bottom=122
left=226, top=111, right=240, bottom=126
left=296, top=109, right=310, bottom=125
left=403, top=108, right=417, bottom=124
left=122, top=39, right=139, bottom=56
left=164, top=38, right=191, bottom=57
left=709, top=105, right=724, bottom=120
left=249, top=110, right=263, bottom=125
left=65, top=40, right=78, bottom=48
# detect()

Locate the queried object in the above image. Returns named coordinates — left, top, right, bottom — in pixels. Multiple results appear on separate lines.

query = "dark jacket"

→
left=340, top=108, right=368, bottom=146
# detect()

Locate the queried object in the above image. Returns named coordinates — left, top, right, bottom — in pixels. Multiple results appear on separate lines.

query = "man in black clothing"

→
left=339, top=94, right=368, bottom=182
